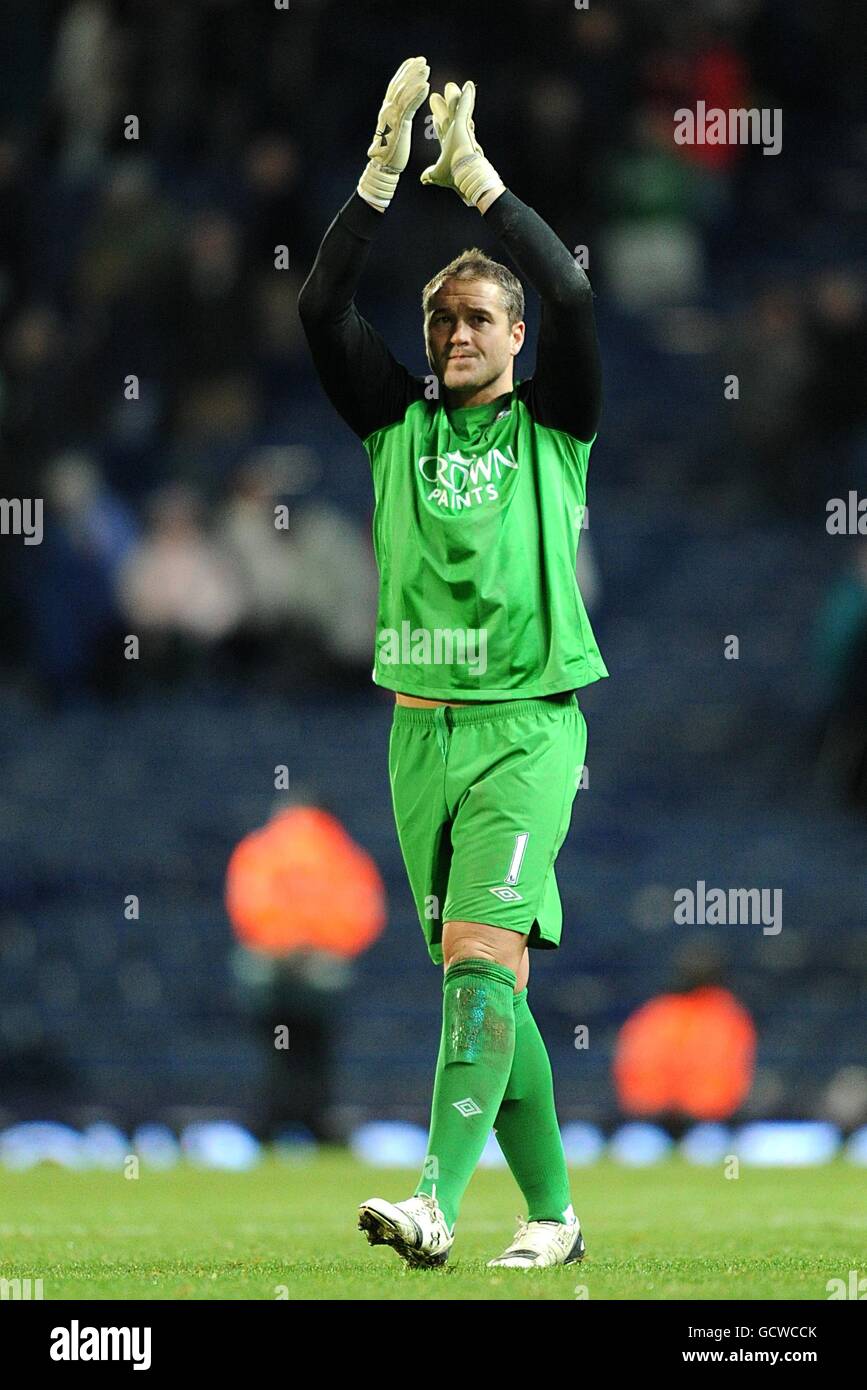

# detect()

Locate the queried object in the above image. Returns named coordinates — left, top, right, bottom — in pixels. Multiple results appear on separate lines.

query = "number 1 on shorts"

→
left=504, top=831, right=529, bottom=885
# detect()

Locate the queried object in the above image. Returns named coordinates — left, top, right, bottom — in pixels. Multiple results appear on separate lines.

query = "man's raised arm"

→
left=421, top=78, right=601, bottom=443
left=297, top=58, right=430, bottom=442
left=482, top=190, right=601, bottom=443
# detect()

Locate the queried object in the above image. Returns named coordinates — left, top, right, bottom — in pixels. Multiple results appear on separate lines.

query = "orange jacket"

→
left=613, top=986, right=756, bottom=1120
left=226, top=806, right=386, bottom=958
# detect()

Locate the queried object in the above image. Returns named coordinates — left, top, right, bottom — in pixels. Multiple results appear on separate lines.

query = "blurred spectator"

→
left=724, top=285, right=810, bottom=513
left=226, top=797, right=386, bottom=1141
left=217, top=455, right=378, bottom=689
left=168, top=208, right=255, bottom=385
left=75, top=159, right=180, bottom=321
left=577, top=529, right=602, bottom=614
left=117, top=482, right=244, bottom=682
left=613, top=942, right=756, bottom=1137
left=45, top=449, right=137, bottom=576
left=1, top=303, right=81, bottom=472
left=50, top=0, right=123, bottom=182
left=602, top=107, right=707, bottom=308
left=0, top=134, right=29, bottom=315
left=813, top=541, right=867, bottom=810
left=241, top=132, right=306, bottom=265
left=802, top=272, right=867, bottom=503
left=21, top=451, right=136, bottom=702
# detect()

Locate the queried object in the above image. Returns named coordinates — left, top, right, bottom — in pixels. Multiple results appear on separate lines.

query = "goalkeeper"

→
left=299, top=57, right=606, bottom=1269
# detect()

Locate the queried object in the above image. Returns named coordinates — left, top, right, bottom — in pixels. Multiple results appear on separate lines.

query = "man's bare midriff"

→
left=394, top=692, right=476, bottom=707
left=394, top=691, right=570, bottom=707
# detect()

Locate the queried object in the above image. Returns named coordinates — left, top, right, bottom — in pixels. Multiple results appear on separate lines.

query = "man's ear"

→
left=511, top=320, right=526, bottom=356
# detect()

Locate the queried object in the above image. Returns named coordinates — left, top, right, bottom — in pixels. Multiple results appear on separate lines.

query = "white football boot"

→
left=358, top=1190, right=454, bottom=1268
left=487, top=1213, right=586, bottom=1268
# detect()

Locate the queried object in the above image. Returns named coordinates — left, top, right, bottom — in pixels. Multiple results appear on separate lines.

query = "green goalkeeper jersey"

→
left=364, top=386, right=608, bottom=700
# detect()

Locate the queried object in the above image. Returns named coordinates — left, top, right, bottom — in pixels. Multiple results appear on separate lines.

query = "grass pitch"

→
left=0, top=1151, right=862, bottom=1300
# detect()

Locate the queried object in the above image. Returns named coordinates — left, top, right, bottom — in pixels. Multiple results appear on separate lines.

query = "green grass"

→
left=0, top=1152, right=863, bottom=1300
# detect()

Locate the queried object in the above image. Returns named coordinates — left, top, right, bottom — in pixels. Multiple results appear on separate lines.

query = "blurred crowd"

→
left=17, top=450, right=379, bottom=700
left=0, top=0, right=865, bottom=701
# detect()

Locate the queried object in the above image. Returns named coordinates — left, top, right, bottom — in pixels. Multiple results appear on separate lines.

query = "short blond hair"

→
left=422, top=248, right=524, bottom=327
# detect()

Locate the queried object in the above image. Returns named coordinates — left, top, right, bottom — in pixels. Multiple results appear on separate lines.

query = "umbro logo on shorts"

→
left=489, top=885, right=523, bottom=902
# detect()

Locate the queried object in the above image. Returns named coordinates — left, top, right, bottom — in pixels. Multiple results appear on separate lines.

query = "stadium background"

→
left=1, top=0, right=866, bottom=1165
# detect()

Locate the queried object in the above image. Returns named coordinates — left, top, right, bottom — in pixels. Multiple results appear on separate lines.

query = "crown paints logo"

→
left=418, top=444, right=519, bottom=511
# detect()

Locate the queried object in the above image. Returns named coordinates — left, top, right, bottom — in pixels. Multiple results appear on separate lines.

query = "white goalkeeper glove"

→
left=357, top=56, right=430, bottom=213
left=420, top=79, right=505, bottom=208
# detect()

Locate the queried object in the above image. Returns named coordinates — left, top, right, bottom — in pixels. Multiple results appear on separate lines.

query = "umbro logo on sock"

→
left=452, top=1097, right=482, bottom=1117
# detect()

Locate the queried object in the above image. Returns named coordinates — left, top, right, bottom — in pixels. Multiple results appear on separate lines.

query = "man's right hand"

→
left=358, top=56, right=430, bottom=213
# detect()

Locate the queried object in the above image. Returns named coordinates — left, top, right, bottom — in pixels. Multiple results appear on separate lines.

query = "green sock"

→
left=415, top=958, right=517, bottom=1231
left=492, top=987, right=574, bottom=1224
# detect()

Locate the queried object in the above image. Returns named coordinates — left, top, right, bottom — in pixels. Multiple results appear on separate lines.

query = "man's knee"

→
left=442, top=919, right=527, bottom=975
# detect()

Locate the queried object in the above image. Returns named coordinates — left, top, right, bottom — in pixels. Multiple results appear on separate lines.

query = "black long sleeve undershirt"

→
left=298, top=188, right=601, bottom=444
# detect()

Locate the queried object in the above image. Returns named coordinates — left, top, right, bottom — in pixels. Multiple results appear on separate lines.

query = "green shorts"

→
left=388, top=691, right=587, bottom=965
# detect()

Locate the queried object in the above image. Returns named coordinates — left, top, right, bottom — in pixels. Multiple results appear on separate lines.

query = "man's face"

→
left=424, top=278, right=524, bottom=398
